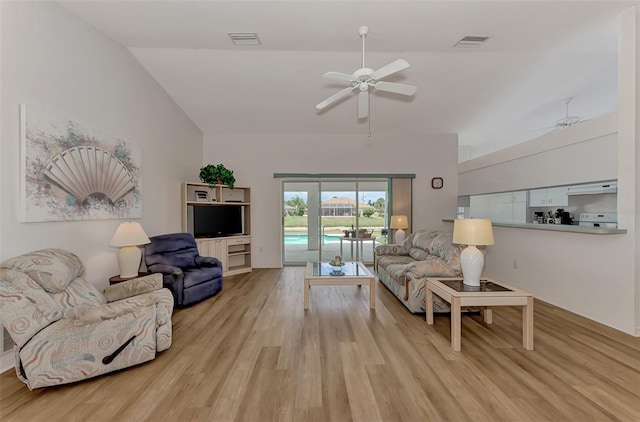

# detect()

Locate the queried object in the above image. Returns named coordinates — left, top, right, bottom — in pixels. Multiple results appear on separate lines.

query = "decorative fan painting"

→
left=20, top=104, right=142, bottom=222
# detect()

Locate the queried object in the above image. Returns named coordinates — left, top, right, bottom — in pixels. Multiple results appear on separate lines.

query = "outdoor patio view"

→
left=283, top=180, right=389, bottom=264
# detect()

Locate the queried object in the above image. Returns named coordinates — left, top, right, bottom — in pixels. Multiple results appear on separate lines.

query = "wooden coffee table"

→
left=426, top=277, right=534, bottom=352
left=304, top=261, right=376, bottom=309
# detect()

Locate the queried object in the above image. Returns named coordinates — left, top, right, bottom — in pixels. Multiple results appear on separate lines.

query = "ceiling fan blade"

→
left=374, top=81, right=417, bottom=96
left=372, top=59, right=410, bottom=80
left=323, top=71, right=356, bottom=82
left=358, top=91, right=369, bottom=119
left=316, top=86, right=355, bottom=110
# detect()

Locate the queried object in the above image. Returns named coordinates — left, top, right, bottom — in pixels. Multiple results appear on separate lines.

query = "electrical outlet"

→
left=259, top=246, right=263, bottom=253
left=513, top=260, right=518, bottom=269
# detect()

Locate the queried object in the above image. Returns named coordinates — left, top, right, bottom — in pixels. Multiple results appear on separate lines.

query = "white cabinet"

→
left=195, top=235, right=252, bottom=277
left=184, top=182, right=252, bottom=277
left=529, top=187, right=568, bottom=207
left=196, top=238, right=228, bottom=270
left=470, top=191, right=526, bottom=223
left=498, top=191, right=526, bottom=223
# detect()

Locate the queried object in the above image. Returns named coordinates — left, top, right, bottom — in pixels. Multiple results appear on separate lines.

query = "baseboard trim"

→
left=0, top=350, right=14, bottom=374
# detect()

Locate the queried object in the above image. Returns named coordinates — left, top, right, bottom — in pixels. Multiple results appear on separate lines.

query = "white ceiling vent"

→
left=228, top=32, right=261, bottom=46
left=454, top=35, right=491, bottom=48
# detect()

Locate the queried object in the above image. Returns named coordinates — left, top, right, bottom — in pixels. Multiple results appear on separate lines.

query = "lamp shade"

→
left=453, top=218, right=494, bottom=246
left=390, top=215, right=409, bottom=230
left=109, top=221, right=150, bottom=247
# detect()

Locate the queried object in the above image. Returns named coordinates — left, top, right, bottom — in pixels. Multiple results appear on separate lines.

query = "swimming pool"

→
left=284, top=234, right=341, bottom=245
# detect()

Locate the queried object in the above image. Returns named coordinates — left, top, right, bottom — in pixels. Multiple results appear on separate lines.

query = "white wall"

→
left=203, top=133, right=458, bottom=268
left=458, top=89, right=637, bottom=334
left=459, top=130, right=636, bottom=334
left=1, top=1, right=202, bottom=284
left=458, top=114, right=618, bottom=196
left=618, top=6, right=639, bottom=335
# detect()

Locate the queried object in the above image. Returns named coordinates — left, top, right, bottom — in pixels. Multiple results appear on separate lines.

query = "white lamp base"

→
left=460, top=245, right=484, bottom=286
left=395, top=228, right=406, bottom=244
left=117, top=245, right=142, bottom=279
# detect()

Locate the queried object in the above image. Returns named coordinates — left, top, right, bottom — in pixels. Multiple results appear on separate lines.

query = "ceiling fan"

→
left=529, top=97, right=586, bottom=136
left=554, top=97, right=582, bottom=128
left=315, top=26, right=417, bottom=119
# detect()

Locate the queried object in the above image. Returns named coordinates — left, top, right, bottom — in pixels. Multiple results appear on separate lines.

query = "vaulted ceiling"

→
left=57, top=0, right=637, bottom=159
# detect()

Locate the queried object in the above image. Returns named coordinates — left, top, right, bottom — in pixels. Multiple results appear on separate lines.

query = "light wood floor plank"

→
left=1, top=267, right=639, bottom=422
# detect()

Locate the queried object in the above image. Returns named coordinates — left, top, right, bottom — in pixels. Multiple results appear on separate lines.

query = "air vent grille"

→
left=228, top=32, right=261, bottom=46
left=455, top=35, right=491, bottom=48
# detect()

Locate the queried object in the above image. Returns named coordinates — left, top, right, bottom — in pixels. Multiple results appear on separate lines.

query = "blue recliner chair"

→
left=144, top=233, right=223, bottom=307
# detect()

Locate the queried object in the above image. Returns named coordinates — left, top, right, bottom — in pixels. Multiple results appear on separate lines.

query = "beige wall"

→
left=203, top=133, right=459, bottom=268
left=0, top=1, right=202, bottom=285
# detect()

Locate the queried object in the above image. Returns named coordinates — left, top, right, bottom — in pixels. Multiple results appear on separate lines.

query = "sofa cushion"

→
left=375, top=244, right=410, bottom=256
left=0, top=249, right=84, bottom=293
left=412, top=231, right=439, bottom=250
left=429, top=232, right=461, bottom=263
left=409, top=247, right=431, bottom=261
left=376, top=255, right=415, bottom=270
left=405, top=257, right=458, bottom=278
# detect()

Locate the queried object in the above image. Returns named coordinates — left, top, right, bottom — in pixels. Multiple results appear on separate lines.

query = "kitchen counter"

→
left=442, top=219, right=627, bottom=235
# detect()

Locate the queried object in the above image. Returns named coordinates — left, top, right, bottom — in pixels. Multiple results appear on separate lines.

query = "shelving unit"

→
left=182, top=182, right=252, bottom=277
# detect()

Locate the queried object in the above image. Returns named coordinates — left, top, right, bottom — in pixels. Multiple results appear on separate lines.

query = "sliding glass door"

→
left=283, top=179, right=388, bottom=265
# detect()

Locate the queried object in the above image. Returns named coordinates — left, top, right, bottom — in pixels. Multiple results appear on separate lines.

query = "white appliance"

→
left=578, top=212, right=617, bottom=228
left=567, top=182, right=617, bottom=195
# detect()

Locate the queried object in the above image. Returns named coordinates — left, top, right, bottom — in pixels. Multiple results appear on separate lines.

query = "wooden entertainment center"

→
left=182, top=182, right=252, bottom=277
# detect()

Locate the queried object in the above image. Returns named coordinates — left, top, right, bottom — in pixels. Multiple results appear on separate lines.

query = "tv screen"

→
left=193, top=206, right=243, bottom=238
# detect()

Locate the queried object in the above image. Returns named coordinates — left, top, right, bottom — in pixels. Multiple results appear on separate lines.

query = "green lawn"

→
left=284, top=215, right=385, bottom=228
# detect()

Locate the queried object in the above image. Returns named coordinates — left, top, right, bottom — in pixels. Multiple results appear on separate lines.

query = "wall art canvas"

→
left=20, top=104, right=142, bottom=222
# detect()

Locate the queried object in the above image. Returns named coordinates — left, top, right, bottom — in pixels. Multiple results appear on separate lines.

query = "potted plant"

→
left=358, top=228, right=372, bottom=238
left=199, top=164, right=235, bottom=189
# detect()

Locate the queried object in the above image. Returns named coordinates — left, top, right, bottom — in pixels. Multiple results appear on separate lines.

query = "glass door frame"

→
left=282, top=178, right=390, bottom=265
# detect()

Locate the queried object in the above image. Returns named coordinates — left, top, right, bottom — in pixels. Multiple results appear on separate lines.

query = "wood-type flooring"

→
left=1, top=267, right=639, bottom=421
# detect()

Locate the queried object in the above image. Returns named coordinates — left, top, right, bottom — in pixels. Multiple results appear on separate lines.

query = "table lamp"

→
left=390, top=215, right=409, bottom=244
left=109, top=221, right=151, bottom=279
left=452, top=218, right=494, bottom=286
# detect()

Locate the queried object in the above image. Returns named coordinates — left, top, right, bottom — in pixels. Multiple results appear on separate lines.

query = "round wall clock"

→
left=431, top=177, right=444, bottom=189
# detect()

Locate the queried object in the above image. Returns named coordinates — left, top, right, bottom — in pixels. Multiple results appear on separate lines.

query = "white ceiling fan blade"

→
left=371, top=59, right=410, bottom=80
left=323, top=71, right=356, bottom=82
left=374, top=81, right=417, bottom=96
left=358, top=91, right=369, bottom=118
left=316, top=86, right=355, bottom=110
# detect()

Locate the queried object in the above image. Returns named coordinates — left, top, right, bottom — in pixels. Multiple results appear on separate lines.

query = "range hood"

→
left=567, top=182, right=617, bottom=195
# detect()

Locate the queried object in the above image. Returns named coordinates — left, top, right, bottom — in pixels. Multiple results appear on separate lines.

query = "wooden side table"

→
left=109, top=272, right=149, bottom=285
left=426, top=277, right=534, bottom=352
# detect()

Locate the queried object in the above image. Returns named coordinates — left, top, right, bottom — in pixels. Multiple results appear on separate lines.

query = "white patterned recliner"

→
left=0, top=248, right=173, bottom=390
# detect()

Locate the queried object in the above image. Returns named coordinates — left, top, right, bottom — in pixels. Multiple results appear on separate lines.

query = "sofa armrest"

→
left=194, top=256, right=222, bottom=267
left=374, top=244, right=410, bottom=256
left=76, top=296, right=159, bottom=325
left=147, top=263, right=183, bottom=277
left=103, top=273, right=163, bottom=302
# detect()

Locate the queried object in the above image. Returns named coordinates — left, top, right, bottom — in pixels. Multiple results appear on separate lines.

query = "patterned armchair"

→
left=144, top=232, right=223, bottom=307
left=0, top=249, right=173, bottom=390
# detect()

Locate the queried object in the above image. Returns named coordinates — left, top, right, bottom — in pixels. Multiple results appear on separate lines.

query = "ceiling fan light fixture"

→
left=228, top=32, right=261, bottom=46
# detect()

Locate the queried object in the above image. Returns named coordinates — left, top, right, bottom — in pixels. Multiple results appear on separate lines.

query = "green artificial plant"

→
left=199, top=163, right=236, bottom=189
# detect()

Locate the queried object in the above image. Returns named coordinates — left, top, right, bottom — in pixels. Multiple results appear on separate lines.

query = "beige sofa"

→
left=374, top=230, right=466, bottom=313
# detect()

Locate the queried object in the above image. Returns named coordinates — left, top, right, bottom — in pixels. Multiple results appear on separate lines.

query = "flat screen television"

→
left=193, top=206, right=243, bottom=238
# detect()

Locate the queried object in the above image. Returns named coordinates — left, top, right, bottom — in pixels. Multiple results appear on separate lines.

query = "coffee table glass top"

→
left=310, top=261, right=370, bottom=277
left=438, top=279, right=513, bottom=293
